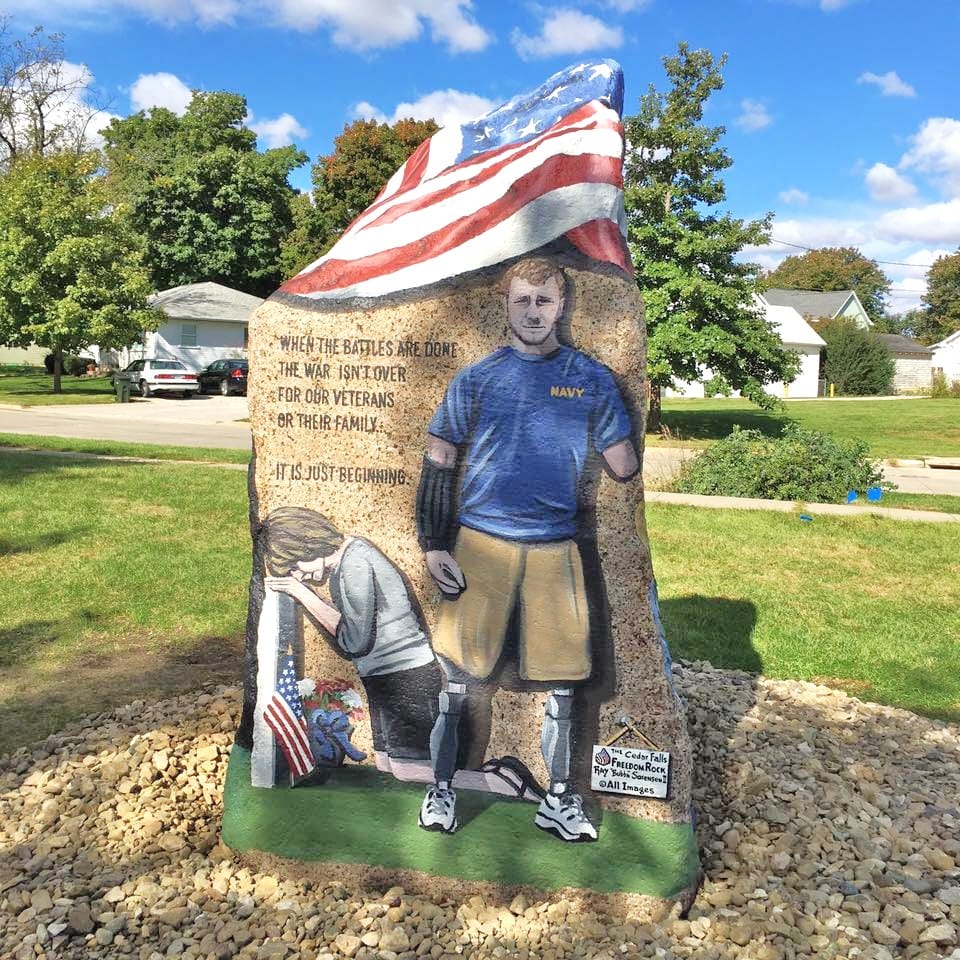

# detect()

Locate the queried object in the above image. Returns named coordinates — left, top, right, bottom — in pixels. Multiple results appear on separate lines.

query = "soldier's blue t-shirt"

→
left=428, top=345, right=633, bottom=542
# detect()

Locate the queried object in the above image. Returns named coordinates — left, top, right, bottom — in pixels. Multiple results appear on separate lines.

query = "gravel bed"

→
left=1, top=661, right=958, bottom=960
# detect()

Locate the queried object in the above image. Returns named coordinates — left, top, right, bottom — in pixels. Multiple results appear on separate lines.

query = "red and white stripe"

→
left=263, top=697, right=313, bottom=778
left=280, top=101, right=629, bottom=301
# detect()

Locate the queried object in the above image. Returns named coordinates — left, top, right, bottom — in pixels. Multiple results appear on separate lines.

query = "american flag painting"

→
left=280, top=60, right=630, bottom=301
left=263, top=655, right=315, bottom=780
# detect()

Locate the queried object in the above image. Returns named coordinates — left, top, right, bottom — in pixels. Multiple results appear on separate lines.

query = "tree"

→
left=311, top=117, right=439, bottom=254
left=920, top=249, right=960, bottom=344
left=278, top=190, right=326, bottom=280
left=765, top=247, right=890, bottom=324
left=817, top=317, right=894, bottom=395
left=102, top=92, right=306, bottom=297
left=0, top=22, right=105, bottom=167
left=0, top=152, right=159, bottom=392
left=624, top=43, right=798, bottom=432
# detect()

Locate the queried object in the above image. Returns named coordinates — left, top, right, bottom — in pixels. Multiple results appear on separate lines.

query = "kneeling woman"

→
left=263, top=506, right=440, bottom=781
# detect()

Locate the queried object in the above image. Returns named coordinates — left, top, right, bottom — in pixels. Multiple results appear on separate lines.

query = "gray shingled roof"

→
left=876, top=334, right=933, bottom=356
left=148, top=282, right=264, bottom=323
left=763, top=288, right=854, bottom=319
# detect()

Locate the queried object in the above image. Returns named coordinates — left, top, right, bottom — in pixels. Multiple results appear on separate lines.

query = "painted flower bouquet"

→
left=299, top=678, right=366, bottom=766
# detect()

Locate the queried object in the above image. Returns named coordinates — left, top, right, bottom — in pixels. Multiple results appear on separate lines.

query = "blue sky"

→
left=9, top=0, right=960, bottom=312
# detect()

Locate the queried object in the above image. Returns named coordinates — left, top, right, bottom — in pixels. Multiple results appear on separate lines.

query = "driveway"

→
left=0, top=395, right=251, bottom=449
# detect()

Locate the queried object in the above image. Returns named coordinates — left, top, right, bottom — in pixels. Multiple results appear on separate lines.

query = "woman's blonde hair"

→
left=263, top=506, right=344, bottom=576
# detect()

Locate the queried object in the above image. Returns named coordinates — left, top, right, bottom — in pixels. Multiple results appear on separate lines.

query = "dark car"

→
left=197, top=359, right=248, bottom=396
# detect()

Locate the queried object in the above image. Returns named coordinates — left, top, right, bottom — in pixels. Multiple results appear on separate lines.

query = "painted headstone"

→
left=222, top=60, right=701, bottom=917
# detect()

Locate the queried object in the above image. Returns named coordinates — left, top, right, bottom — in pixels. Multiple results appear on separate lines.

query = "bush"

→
left=818, top=317, right=894, bottom=395
left=43, top=353, right=91, bottom=376
left=673, top=425, right=890, bottom=503
left=931, top=370, right=960, bottom=399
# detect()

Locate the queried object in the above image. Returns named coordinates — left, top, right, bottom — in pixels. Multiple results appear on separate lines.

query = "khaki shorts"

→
left=432, top=526, right=590, bottom=682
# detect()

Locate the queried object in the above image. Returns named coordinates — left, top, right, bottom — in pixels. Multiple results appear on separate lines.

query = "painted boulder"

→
left=222, top=60, right=701, bottom=918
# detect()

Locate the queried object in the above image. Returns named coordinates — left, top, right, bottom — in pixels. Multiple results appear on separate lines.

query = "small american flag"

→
left=263, top=655, right=315, bottom=780
left=280, top=59, right=629, bottom=302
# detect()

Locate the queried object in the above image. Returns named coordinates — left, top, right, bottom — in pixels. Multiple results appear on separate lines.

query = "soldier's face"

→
left=506, top=276, right=564, bottom=346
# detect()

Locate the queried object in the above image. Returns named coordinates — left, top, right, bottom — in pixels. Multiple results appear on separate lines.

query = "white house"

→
left=932, top=329, right=960, bottom=383
left=665, top=294, right=826, bottom=399
left=876, top=334, right=933, bottom=393
left=763, top=288, right=873, bottom=329
left=91, top=282, right=263, bottom=371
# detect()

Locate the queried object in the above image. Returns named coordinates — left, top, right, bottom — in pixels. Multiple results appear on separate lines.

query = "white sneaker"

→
left=534, top=790, right=598, bottom=842
left=419, top=785, right=459, bottom=834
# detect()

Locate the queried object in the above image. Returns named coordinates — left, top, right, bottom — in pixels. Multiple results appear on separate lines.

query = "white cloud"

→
left=0, top=0, right=492, bottom=52
left=778, top=187, right=809, bottom=205
left=877, top=198, right=960, bottom=245
left=735, top=98, right=772, bottom=132
left=511, top=10, right=623, bottom=60
left=900, top=117, right=960, bottom=197
left=857, top=70, right=916, bottom=98
left=603, top=0, right=651, bottom=9
left=129, top=72, right=193, bottom=114
left=248, top=112, right=308, bottom=147
left=865, top=162, right=916, bottom=203
left=271, top=0, right=492, bottom=51
left=353, top=88, right=494, bottom=128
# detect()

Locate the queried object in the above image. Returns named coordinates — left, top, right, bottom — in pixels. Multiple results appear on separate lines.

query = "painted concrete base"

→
left=221, top=746, right=700, bottom=917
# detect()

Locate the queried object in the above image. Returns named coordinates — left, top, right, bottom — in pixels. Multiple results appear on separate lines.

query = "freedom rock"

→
left=221, top=60, right=701, bottom=918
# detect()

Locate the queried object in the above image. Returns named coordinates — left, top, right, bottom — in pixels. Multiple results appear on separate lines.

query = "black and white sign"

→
left=591, top=744, right=671, bottom=799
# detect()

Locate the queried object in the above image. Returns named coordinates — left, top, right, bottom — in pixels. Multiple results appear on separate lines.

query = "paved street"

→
left=0, top=395, right=251, bottom=449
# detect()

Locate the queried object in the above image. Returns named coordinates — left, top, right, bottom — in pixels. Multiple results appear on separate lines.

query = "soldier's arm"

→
left=601, top=438, right=640, bottom=480
left=417, top=435, right=467, bottom=596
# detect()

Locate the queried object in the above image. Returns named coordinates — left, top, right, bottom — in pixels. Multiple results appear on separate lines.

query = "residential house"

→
left=874, top=334, right=933, bottom=393
left=89, top=282, right=264, bottom=371
left=932, top=329, right=960, bottom=383
left=762, top=288, right=873, bottom=329
left=665, top=294, right=826, bottom=399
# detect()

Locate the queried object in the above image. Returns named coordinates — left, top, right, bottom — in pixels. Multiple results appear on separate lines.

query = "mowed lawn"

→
left=658, top=397, right=960, bottom=459
left=1, top=449, right=958, bottom=754
left=0, top=372, right=116, bottom=405
left=0, top=451, right=249, bottom=752
left=649, top=503, right=960, bottom=722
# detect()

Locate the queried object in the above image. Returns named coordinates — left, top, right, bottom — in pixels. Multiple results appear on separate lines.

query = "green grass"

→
left=647, top=503, right=960, bottom=722
left=659, top=397, right=960, bottom=459
left=2, top=449, right=958, bottom=755
left=0, top=372, right=116, bottom=405
left=857, top=491, right=960, bottom=514
left=0, top=432, right=251, bottom=464
left=222, top=747, right=699, bottom=896
left=0, top=451, right=249, bottom=753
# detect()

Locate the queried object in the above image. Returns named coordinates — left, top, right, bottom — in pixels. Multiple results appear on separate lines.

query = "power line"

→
left=768, top=237, right=938, bottom=270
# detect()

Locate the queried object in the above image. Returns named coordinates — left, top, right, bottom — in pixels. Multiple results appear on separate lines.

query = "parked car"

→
left=197, top=359, right=248, bottom=396
left=115, top=359, right=198, bottom=398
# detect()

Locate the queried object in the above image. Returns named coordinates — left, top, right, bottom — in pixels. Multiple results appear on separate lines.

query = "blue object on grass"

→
left=846, top=490, right=858, bottom=503
left=867, top=486, right=883, bottom=502
left=799, top=514, right=814, bottom=522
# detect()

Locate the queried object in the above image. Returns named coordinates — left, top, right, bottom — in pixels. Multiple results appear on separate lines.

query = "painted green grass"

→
left=0, top=373, right=116, bottom=405
left=647, top=503, right=960, bottom=722
left=0, top=432, right=250, bottom=464
left=658, top=398, right=960, bottom=459
left=0, top=451, right=249, bottom=753
left=222, top=747, right=699, bottom=897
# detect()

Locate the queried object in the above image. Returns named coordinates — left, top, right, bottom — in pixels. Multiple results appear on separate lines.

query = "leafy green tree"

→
left=102, top=92, right=306, bottom=297
left=920, top=249, right=960, bottom=344
left=278, top=190, right=326, bottom=280
left=623, top=43, right=798, bottom=432
left=765, top=247, right=890, bottom=324
left=817, top=317, right=894, bottom=395
left=0, top=152, right=159, bottom=392
left=311, top=117, right=439, bottom=254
